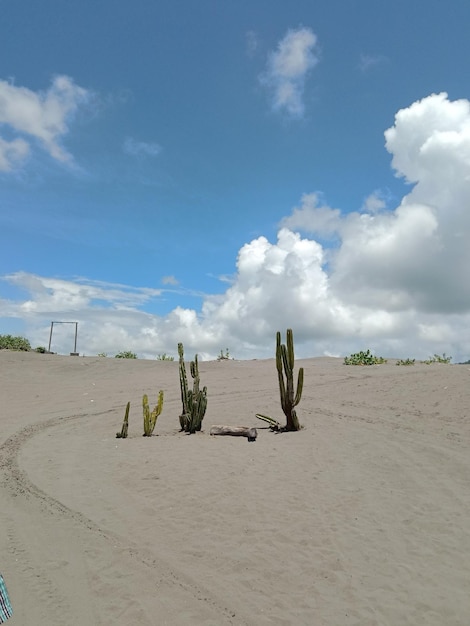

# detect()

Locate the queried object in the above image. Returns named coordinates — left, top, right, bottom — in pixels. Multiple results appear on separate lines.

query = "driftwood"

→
left=210, top=425, right=257, bottom=442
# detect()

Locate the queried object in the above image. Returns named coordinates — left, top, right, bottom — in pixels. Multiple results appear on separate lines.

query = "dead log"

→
left=210, top=425, right=257, bottom=442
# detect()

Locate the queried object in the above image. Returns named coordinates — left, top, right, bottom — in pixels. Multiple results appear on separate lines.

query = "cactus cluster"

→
left=116, top=391, right=164, bottom=438
left=143, top=390, right=164, bottom=436
left=178, top=342, right=208, bottom=434
left=116, top=332, right=304, bottom=439
left=276, top=329, right=304, bottom=431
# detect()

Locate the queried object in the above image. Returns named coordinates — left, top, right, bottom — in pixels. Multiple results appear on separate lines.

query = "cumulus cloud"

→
left=280, top=193, right=341, bottom=237
left=0, top=75, right=90, bottom=170
left=200, top=228, right=354, bottom=348
left=123, top=137, right=161, bottom=157
left=361, top=191, right=388, bottom=214
left=260, top=27, right=319, bottom=117
left=0, top=272, right=216, bottom=359
left=276, top=93, right=470, bottom=320
left=2, top=93, right=470, bottom=361
left=384, top=92, right=470, bottom=188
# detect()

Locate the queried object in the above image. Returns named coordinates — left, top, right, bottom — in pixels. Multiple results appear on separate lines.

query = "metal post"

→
left=48, top=322, right=54, bottom=353
left=73, top=322, right=78, bottom=353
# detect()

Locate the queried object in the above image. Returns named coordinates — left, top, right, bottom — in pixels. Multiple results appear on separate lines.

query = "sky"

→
left=1, top=0, right=470, bottom=361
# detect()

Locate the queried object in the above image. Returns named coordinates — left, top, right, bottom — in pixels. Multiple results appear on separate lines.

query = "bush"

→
left=422, top=353, right=452, bottom=364
left=396, top=358, right=415, bottom=366
left=155, top=353, right=174, bottom=361
left=115, top=351, right=137, bottom=359
left=35, top=346, right=46, bottom=353
left=217, top=348, right=231, bottom=360
left=0, top=334, right=31, bottom=351
left=344, top=349, right=387, bottom=365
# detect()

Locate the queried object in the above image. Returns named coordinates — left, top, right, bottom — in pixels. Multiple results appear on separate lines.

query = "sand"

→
left=0, top=350, right=469, bottom=625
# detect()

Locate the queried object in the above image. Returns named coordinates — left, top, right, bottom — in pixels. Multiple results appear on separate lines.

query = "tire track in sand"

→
left=0, top=412, right=248, bottom=625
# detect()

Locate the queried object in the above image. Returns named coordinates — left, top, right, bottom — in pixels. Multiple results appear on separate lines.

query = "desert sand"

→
left=0, top=350, right=469, bottom=625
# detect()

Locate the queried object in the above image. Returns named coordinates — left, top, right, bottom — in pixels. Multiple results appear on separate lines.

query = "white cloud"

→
left=0, top=136, right=30, bottom=171
left=261, top=27, right=319, bottom=117
left=3, top=272, right=161, bottom=315
left=123, top=137, right=161, bottom=157
left=358, top=53, right=386, bottom=73
left=0, top=75, right=90, bottom=169
left=334, top=92, right=470, bottom=314
left=2, top=93, right=470, bottom=362
left=161, top=275, right=179, bottom=286
left=385, top=92, right=470, bottom=189
left=280, top=193, right=341, bottom=237
left=361, top=191, right=388, bottom=214
left=246, top=31, right=259, bottom=57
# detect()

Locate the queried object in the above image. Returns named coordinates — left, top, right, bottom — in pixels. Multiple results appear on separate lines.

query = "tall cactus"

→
left=143, top=390, right=164, bottom=436
left=276, top=328, right=304, bottom=431
left=178, top=342, right=208, bottom=434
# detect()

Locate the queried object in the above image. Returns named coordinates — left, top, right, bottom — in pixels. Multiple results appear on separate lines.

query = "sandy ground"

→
left=0, top=350, right=469, bottom=625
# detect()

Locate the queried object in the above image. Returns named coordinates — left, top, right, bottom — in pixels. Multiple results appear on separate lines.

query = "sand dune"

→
left=1, top=350, right=469, bottom=625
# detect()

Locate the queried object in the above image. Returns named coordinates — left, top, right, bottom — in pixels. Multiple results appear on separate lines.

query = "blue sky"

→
left=1, top=0, right=470, bottom=360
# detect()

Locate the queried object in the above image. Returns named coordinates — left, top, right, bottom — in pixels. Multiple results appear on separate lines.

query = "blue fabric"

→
left=0, top=575, right=13, bottom=623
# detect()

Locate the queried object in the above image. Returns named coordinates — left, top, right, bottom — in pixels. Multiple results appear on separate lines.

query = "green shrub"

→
left=115, top=351, right=137, bottom=359
left=0, top=334, right=31, bottom=351
left=422, top=353, right=452, bottom=364
left=156, top=353, right=174, bottom=361
left=217, top=348, right=231, bottom=360
left=35, top=346, right=46, bottom=353
left=344, top=349, right=387, bottom=365
left=396, top=358, right=415, bottom=366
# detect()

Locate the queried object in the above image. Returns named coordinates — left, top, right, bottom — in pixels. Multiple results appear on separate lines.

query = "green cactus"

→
left=143, top=390, right=164, bottom=436
left=178, top=342, right=208, bottom=434
left=178, top=342, right=190, bottom=419
left=255, top=413, right=280, bottom=430
left=255, top=329, right=304, bottom=431
left=116, top=401, right=130, bottom=438
left=276, top=329, right=304, bottom=431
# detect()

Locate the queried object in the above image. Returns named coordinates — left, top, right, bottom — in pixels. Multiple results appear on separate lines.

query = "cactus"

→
left=178, top=342, right=208, bottom=434
left=276, top=329, right=304, bottom=431
left=255, top=413, right=280, bottom=431
left=178, top=342, right=190, bottom=420
left=143, top=390, right=164, bottom=436
left=116, top=401, right=130, bottom=438
left=255, top=329, right=304, bottom=431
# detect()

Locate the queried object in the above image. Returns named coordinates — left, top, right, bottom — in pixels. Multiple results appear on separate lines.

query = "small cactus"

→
left=178, top=342, right=208, bottom=434
left=116, top=401, right=130, bottom=438
left=143, top=391, right=164, bottom=436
